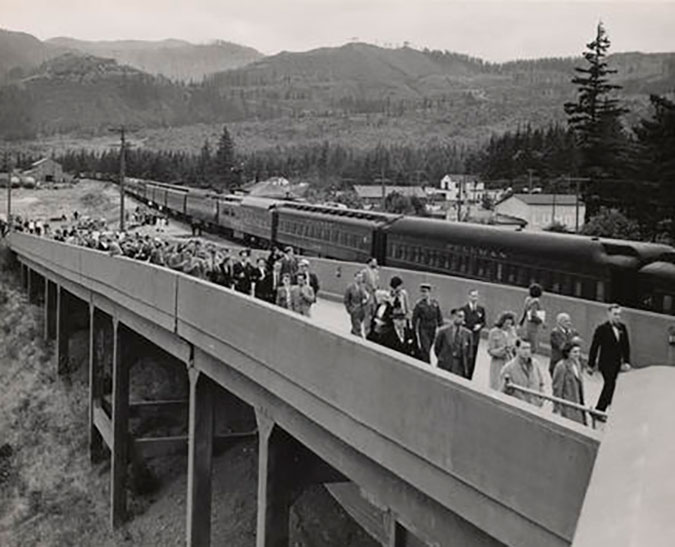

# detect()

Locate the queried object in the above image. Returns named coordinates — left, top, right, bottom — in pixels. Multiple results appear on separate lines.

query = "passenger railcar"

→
left=186, top=191, right=217, bottom=226
left=165, top=187, right=188, bottom=217
left=216, top=195, right=243, bottom=236
left=385, top=218, right=611, bottom=301
left=123, top=180, right=675, bottom=315
left=237, top=197, right=280, bottom=247
left=637, top=256, right=675, bottom=315
left=275, top=203, right=399, bottom=262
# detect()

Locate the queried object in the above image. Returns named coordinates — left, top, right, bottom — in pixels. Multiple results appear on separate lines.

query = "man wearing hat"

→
left=382, top=308, right=418, bottom=358
left=233, top=248, right=255, bottom=295
left=412, top=283, right=444, bottom=363
left=434, top=308, right=473, bottom=378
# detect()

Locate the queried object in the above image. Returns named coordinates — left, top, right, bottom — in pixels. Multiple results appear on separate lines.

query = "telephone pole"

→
left=4, top=152, right=12, bottom=231
left=110, top=126, right=127, bottom=232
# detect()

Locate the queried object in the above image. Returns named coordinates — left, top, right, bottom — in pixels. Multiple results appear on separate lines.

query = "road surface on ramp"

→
left=311, top=295, right=604, bottom=420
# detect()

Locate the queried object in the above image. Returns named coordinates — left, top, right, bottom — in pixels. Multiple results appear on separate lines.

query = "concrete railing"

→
left=10, top=232, right=600, bottom=546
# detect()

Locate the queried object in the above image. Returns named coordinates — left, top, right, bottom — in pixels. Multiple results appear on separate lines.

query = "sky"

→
left=2, top=0, right=675, bottom=61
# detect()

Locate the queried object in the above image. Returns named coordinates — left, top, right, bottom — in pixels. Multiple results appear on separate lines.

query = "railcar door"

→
left=372, top=227, right=387, bottom=265
left=610, top=267, right=639, bottom=307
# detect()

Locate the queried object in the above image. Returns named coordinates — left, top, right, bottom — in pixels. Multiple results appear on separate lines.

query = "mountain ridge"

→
left=1, top=30, right=673, bottom=145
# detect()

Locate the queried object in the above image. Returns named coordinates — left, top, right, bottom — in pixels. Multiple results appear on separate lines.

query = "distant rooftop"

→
left=354, top=185, right=428, bottom=199
left=504, top=193, right=580, bottom=206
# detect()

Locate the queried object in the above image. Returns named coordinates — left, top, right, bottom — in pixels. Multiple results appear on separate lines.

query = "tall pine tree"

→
left=564, top=22, right=628, bottom=179
left=214, top=125, right=236, bottom=189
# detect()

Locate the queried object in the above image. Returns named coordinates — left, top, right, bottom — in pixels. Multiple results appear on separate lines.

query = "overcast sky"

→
left=2, top=0, right=675, bottom=61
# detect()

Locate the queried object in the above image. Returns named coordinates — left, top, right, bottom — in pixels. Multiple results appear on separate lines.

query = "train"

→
left=122, top=177, right=675, bottom=316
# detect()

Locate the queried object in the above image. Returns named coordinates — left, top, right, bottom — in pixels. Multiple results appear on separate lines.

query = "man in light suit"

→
left=292, top=272, right=316, bottom=317
left=343, top=271, right=370, bottom=337
left=588, top=304, right=631, bottom=413
left=460, top=289, right=486, bottom=380
left=433, top=308, right=474, bottom=379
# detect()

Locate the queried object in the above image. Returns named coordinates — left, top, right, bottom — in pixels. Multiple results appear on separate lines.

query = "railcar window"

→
left=574, top=280, right=583, bottom=297
left=517, top=267, right=528, bottom=286
left=596, top=281, right=605, bottom=301
left=664, top=295, right=673, bottom=313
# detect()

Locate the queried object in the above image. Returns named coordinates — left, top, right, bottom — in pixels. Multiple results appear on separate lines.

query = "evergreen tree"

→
left=214, top=125, right=236, bottom=189
left=634, top=94, right=675, bottom=182
left=564, top=22, right=629, bottom=179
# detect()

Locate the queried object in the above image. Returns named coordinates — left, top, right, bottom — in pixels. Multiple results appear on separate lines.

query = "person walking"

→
left=549, top=312, right=579, bottom=378
left=360, top=257, right=380, bottom=337
left=233, top=249, right=255, bottom=295
left=343, top=271, right=370, bottom=337
left=588, top=304, right=631, bottom=414
left=460, top=288, right=486, bottom=380
left=298, top=259, right=320, bottom=297
left=499, top=339, right=544, bottom=407
left=293, top=272, right=316, bottom=317
left=519, top=283, right=545, bottom=354
left=276, top=273, right=294, bottom=310
left=552, top=342, right=588, bottom=426
left=382, top=308, right=418, bottom=358
left=389, top=276, right=410, bottom=319
left=412, top=283, right=443, bottom=363
left=487, top=311, right=517, bottom=390
left=433, top=308, right=473, bottom=378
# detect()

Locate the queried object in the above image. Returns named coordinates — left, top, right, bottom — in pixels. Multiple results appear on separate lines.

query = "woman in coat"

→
left=552, top=342, right=587, bottom=426
left=487, top=311, right=517, bottom=390
left=520, top=283, right=545, bottom=354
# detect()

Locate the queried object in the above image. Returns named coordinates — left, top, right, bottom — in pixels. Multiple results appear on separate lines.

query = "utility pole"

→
left=568, top=176, right=590, bottom=232
left=551, top=179, right=556, bottom=225
left=110, top=126, right=127, bottom=232
left=457, top=177, right=464, bottom=221
left=4, top=151, right=12, bottom=231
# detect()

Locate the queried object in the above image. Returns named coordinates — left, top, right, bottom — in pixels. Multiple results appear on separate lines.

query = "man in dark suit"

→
left=382, top=308, right=418, bottom=358
left=433, top=308, right=474, bottom=379
left=298, top=259, right=320, bottom=297
left=252, top=257, right=269, bottom=300
left=232, top=249, right=256, bottom=295
left=588, top=304, right=631, bottom=413
left=549, top=312, right=579, bottom=377
left=460, top=289, right=486, bottom=380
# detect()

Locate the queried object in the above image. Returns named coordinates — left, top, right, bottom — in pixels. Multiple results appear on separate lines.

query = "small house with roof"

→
left=494, top=193, right=585, bottom=231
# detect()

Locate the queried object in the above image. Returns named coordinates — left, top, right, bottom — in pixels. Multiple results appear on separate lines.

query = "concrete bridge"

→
left=8, top=232, right=674, bottom=547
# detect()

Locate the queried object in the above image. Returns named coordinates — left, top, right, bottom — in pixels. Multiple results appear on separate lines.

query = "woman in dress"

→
left=552, top=342, right=587, bottom=426
left=487, top=311, right=518, bottom=390
left=520, top=283, right=545, bottom=354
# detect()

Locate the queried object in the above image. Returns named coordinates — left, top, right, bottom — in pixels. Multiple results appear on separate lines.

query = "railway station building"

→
left=495, top=193, right=585, bottom=231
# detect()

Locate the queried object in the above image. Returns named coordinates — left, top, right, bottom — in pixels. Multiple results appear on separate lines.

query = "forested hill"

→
left=46, top=37, right=263, bottom=82
left=0, top=32, right=673, bottom=143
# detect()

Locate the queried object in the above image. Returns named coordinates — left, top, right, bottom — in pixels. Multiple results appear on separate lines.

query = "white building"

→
left=495, top=193, right=585, bottom=231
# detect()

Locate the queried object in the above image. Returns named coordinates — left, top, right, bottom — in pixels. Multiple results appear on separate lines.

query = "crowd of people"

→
left=344, top=259, right=632, bottom=426
left=6, top=215, right=631, bottom=427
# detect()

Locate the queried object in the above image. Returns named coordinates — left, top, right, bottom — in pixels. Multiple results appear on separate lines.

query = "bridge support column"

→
left=88, top=305, right=104, bottom=463
left=20, top=263, right=27, bottom=290
left=26, top=267, right=32, bottom=301
left=56, top=286, right=71, bottom=375
left=255, top=411, right=301, bottom=547
left=45, top=280, right=57, bottom=340
left=111, top=319, right=130, bottom=528
left=186, top=367, right=215, bottom=547
left=386, top=512, right=408, bottom=547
